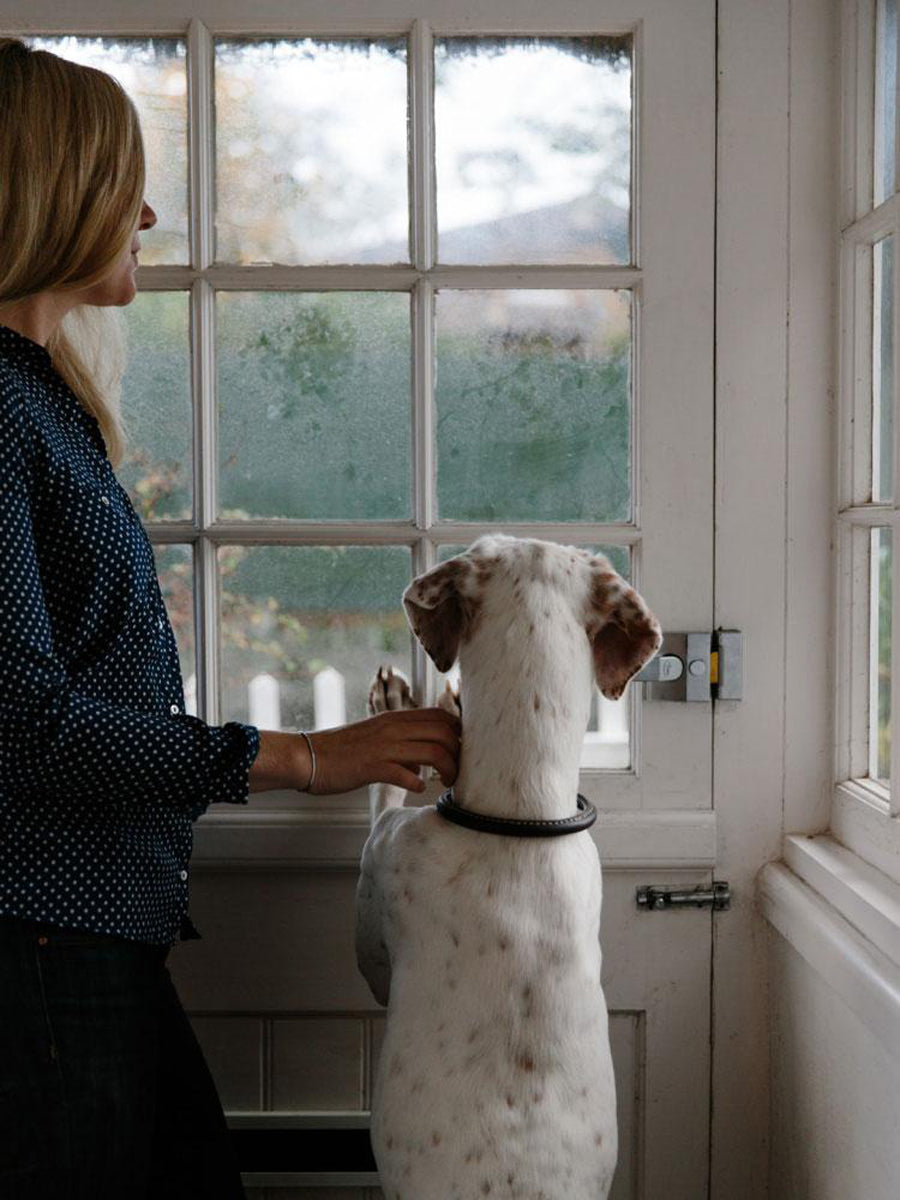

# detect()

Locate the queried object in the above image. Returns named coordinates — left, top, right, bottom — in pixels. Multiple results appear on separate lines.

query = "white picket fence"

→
left=184, top=665, right=630, bottom=768
left=183, top=667, right=345, bottom=730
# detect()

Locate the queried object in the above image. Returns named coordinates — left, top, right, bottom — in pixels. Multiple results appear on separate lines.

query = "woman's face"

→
left=81, top=198, right=157, bottom=307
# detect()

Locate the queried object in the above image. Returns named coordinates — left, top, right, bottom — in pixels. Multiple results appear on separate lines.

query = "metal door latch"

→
left=633, top=630, right=743, bottom=702
left=636, top=882, right=731, bottom=911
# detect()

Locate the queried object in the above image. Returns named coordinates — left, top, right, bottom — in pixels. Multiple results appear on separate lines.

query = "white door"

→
left=6, top=1, right=717, bottom=1196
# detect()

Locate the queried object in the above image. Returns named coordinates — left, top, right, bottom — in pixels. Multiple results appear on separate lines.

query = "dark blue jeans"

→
left=0, top=913, right=246, bottom=1199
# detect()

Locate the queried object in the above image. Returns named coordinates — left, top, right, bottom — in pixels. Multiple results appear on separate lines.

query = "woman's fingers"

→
left=381, top=707, right=461, bottom=754
left=398, top=743, right=458, bottom=785
left=391, top=764, right=427, bottom=792
left=381, top=706, right=461, bottom=737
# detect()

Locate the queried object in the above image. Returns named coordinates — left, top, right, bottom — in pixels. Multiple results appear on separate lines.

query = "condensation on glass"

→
left=154, top=544, right=197, bottom=714
left=214, top=38, right=409, bottom=265
left=26, top=36, right=189, bottom=264
left=216, top=292, right=411, bottom=519
left=871, top=526, right=892, bottom=785
left=875, top=0, right=898, bottom=206
left=118, top=292, right=192, bottom=520
left=873, top=236, right=894, bottom=502
left=435, top=290, right=632, bottom=522
left=218, top=545, right=412, bottom=730
left=434, top=36, right=632, bottom=264
left=435, top=542, right=632, bottom=770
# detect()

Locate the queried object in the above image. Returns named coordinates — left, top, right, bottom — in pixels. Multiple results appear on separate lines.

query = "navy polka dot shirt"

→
left=0, top=324, right=261, bottom=947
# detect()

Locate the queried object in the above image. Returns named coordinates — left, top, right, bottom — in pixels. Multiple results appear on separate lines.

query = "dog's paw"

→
left=368, top=667, right=418, bottom=827
left=367, top=665, right=417, bottom=716
left=436, top=677, right=462, bottom=720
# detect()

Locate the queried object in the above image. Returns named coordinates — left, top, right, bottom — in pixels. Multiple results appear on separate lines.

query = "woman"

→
left=0, top=38, right=461, bottom=1200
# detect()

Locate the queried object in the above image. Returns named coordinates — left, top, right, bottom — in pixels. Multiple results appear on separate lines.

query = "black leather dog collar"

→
left=435, top=787, right=597, bottom=837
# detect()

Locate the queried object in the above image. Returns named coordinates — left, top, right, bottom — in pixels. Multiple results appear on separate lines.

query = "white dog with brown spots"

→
left=355, top=533, right=662, bottom=1200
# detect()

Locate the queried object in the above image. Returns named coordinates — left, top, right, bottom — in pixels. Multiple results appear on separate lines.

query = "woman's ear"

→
left=402, top=554, right=480, bottom=673
left=584, top=557, right=663, bottom=701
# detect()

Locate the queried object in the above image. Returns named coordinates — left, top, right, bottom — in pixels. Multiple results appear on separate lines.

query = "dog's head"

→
left=402, top=533, right=662, bottom=701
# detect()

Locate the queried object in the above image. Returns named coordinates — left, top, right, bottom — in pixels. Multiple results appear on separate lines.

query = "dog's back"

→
left=367, top=805, right=618, bottom=1200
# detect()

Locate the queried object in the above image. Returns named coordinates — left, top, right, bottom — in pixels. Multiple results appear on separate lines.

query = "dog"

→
left=355, top=533, right=662, bottom=1200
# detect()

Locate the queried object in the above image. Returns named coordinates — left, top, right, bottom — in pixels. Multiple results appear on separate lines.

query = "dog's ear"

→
left=585, top=558, right=663, bottom=701
left=402, top=555, right=479, bottom=672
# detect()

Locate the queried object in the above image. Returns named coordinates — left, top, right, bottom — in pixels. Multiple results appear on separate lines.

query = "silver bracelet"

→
left=299, top=730, right=317, bottom=792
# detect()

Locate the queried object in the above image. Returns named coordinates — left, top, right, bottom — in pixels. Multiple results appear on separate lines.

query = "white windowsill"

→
left=191, top=801, right=718, bottom=871
left=759, top=836, right=900, bottom=1058
left=831, top=780, right=900, bottom=886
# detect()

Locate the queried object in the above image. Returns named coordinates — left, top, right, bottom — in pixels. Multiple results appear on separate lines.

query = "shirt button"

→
left=158, top=616, right=165, bottom=630
left=100, top=495, right=110, bottom=506
left=180, top=870, right=188, bottom=881
left=170, top=703, right=180, bottom=715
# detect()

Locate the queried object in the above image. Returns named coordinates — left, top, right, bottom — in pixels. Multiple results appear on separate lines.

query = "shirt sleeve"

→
left=0, top=389, right=261, bottom=822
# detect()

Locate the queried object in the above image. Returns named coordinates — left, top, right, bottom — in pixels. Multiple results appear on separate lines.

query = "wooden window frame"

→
left=834, top=0, right=900, bottom=882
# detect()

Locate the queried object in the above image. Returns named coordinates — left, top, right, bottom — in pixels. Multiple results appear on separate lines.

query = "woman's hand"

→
left=302, top=707, right=462, bottom=796
left=249, top=709, right=462, bottom=797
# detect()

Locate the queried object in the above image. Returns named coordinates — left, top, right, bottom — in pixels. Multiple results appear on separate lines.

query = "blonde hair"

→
left=0, top=37, right=146, bottom=466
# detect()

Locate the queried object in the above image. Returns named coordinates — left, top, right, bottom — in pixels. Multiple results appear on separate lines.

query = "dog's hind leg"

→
left=367, top=665, right=418, bottom=827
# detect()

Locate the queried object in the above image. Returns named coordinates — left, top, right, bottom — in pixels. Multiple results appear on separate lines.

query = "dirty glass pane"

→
left=435, top=37, right=632, bottom=264
left=118, top=292, right=192, bottom=520
left=217, top=292, right=411, bottom=520
left=26, top=36, right=188, bottom=264
left=435, top=541, right=632, bottom=768
left=154, top=543, right=197, bottom=715
left=435, top=290, right=631, bottom=521
left=215, top=39, right=409, bottom=265
left=875, top=0, right=898, bottom=205
left=871, top=526, right=892, bottom=786
left=874, top=237, right=894, bottom=502
left=218, top=545, right=412, bottom=730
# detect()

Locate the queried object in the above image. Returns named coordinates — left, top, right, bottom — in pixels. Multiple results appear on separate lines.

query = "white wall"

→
left=769, top=931, right=900, bottom=1200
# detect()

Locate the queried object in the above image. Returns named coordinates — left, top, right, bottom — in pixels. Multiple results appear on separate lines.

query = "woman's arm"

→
left=0, top=388, right=259, bottom=817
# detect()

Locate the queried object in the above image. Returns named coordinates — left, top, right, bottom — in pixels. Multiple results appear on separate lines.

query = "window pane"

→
left=215, top=39, right=409, bottom=265
left=217, top=292, right=411, bottom=520
left=219, top=545, right=412, bottom=730
left=434, top=542, right=631, bottom=769
left=435, top=290, right=631, bottom=521
left=118, top=292, right=192, bottom=520
left=874, top=237, right=894, bottom=502
left=875, top=0, right=898, bottom=205
left=155, top=543, right=197, bottom=716
left=871, top=526, right=892, bottom=786
left=435, top=37, right=632, bottom=264
left=27, top=36, right=189, bottom=265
